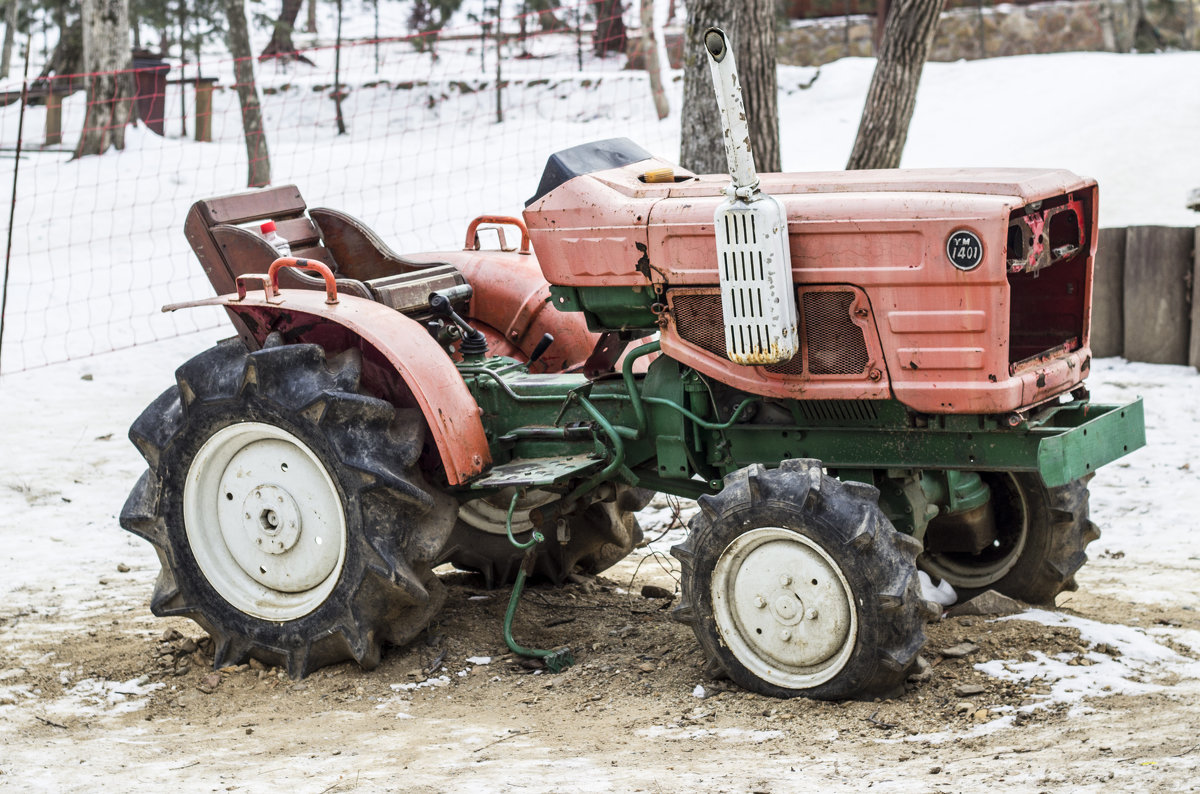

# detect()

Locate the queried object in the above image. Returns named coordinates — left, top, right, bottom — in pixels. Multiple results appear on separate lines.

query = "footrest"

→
left=468, top=454, right=604, bottom=490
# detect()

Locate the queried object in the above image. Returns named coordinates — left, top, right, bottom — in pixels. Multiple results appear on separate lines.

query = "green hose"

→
left=503, top=559, right=574, bottom=673
left=500, top=490, right=573, bottom=672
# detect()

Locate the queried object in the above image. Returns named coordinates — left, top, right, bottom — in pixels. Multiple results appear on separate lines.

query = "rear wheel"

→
left=919, top=473, right=1099, bottom=605
left=672, top=460, right=933, bottom=700
left=441, top=486, right=652, bottom=587
left=120, top=339, right=457, bottom=677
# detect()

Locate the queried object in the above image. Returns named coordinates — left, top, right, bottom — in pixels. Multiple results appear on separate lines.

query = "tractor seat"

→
left=184, top=185, right=466, bottom=314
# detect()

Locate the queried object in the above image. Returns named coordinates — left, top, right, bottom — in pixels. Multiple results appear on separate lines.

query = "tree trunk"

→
left=74, top=0, right=134, bottom=157
left=680, top=0, right=780, bottom=175
left=592, top=0, right=626, bottom=56
left=1, top=0, right=18, bottom=80
left=846, top=0, right=944, bottom=170
left=260, top=0, right=312, bottom=63
left=640, top=0, right=669, bottom=120
left=305, top=0, right=317, bottom=33
left=223, top=0, right=271, bottom=186
left=39, top=17, right=83, bottom=82
left=737, top=0, right=780, bottom=172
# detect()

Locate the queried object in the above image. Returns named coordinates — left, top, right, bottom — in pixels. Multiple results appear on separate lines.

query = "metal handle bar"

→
left=261, top=257, right=340, bottom=304
left=464, top=215, right=532, bottom=255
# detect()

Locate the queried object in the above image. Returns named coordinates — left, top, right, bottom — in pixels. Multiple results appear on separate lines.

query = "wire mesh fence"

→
left=0, top=2, right=680, bottom=374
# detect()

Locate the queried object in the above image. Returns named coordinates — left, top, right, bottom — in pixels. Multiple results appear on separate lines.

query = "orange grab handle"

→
left=465, top=215, right=532, bottom=255
left=267, top=257, right=339, bottom=304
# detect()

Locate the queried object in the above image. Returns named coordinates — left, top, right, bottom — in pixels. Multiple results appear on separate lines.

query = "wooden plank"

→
left=44, top=91, right=62, bottom=146
left=1091, top=226, right=1125, bottom=358
left=1191, top=227, right=1200, bottom=369
left=1123, top=226, right=1194, bottom=365
left=196, top=185, right=306, bottom=226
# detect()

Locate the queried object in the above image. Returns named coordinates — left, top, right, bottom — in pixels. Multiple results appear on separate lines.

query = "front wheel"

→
left=919, top=473, right=1099, bottom=605
left=672, top=460, right=933, bottom=700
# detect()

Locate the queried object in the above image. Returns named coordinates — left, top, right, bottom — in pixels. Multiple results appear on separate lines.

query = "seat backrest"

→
left=184, top=184, right=337, bottom=296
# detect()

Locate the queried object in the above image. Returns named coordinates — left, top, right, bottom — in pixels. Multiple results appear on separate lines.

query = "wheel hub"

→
left=242, top=485, right=303, bottom=554
left=712, top=527, right=857, bottom=688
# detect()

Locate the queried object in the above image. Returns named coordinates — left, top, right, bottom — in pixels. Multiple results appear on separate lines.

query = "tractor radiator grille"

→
left=672, top=289, right=869, bottom=377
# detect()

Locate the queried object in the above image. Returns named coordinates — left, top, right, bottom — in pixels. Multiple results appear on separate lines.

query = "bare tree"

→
left=1, top=0, right=18, bottom=80
left=736, top=0, right=779, bottom=172
left=846, top=0, right=944, bottom=170
left=260, top=0, right=313, bottom=63
left=592, top=0, right=626, bottom=56
left=39, top=12, right=83, bottom=85
left=75, top=0, right=134, bottom=157
left=680, top=0, right=780, bottom=174
left=640, top=0, right=668, bottom=120
left=222, top=0, right=271, bottom=186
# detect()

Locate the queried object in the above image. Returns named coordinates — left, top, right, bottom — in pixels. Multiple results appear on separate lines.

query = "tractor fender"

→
left=202, top=289, right=490, bottom=486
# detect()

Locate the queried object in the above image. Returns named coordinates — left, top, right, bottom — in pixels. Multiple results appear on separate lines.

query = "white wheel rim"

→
left=712, top=527, right=857, bottom=690
left=183, top=422, right=347, bottom=621
left=458, top=488, right=557, bottom=535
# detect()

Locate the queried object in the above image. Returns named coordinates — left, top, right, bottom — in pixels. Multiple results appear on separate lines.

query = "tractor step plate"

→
left=468, top=454, right=605, bottom=490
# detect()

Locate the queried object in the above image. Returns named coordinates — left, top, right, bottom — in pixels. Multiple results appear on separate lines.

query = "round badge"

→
left=946, top=229, right=984, bottom=271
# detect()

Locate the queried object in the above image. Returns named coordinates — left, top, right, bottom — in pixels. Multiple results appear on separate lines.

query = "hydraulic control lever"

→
left=429, top=287, right=489, bottom=357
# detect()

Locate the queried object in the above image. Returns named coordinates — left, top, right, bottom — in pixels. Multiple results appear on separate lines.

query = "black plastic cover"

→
left=526, top=138, right=654, bottom=207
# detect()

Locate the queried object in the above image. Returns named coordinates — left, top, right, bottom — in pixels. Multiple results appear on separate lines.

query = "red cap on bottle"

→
left=260, top=221, right=277, bottom=233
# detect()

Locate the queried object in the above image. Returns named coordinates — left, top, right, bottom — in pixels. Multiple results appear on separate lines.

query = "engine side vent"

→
left=803, top=291, right=869, bottom=375
left=798, top=400, right=879, bottom=424
left=674, top=289, right=870, bottom=378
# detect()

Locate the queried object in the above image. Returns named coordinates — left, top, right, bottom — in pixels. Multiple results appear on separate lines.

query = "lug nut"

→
left=754, top=596, right=767, bottom=609
left=806, top=608, right=819, bottom=620
left=780, top=630, right=792, bottom=642
left=780, top=575, right=792, bottom=587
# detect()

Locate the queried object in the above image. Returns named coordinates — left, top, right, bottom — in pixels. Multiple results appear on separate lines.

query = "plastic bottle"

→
left=260, top=221, right=291, bottom=257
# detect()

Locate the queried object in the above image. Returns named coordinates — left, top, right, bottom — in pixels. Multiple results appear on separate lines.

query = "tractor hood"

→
left=523, top=138, right=1096, bottom=289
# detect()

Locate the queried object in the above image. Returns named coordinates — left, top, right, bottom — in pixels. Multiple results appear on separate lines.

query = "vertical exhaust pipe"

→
left=704, top=28, right=759, bottom=198
left=704, top=27, right=798, bottom=366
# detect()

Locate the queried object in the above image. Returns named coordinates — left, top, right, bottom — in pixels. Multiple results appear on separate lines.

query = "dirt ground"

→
left=2, top=528, right=1199, bottom=793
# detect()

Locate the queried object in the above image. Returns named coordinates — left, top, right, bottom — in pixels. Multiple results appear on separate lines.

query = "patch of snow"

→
left=639, top=725, right=785, bottom=743
left=51, top=676, right=165, bottom=718
left=919, top=571, right=957, bottom=607
left=390, top=675, right=451, bottom=691
left=970, top=609, right=1200, bottom=712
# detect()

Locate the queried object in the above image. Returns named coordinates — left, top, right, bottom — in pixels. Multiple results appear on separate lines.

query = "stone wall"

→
left=774, top=0, right=1199, bottom=68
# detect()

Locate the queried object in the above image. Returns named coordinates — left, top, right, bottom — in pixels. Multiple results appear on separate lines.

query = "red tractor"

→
left=121, top=30, right=1143, bottom=699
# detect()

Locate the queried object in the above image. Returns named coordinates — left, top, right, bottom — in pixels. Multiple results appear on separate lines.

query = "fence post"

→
left=576, top=0, right=583, bottom=71
left=194, top=79, right=214, bottom=142
left=495, top=1, right=503, bottom=124
left=44, top=87, right=62, bottom=146
left=1, top=40, right=30, bottom=377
